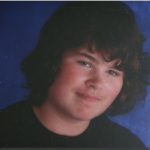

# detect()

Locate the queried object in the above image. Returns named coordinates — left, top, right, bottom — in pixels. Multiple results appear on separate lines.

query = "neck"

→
left=32, top=101, right=90, bottom=136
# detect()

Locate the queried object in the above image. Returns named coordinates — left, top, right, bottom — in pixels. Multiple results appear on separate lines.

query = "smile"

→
left=76, top=92, right=100, bottom=102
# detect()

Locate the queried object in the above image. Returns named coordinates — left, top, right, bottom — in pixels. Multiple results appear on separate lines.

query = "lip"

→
left=76, top=92, right=100, bottom=102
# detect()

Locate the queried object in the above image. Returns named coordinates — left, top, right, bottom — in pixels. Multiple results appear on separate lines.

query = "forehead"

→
left=63, top=45, right=121, bottom=66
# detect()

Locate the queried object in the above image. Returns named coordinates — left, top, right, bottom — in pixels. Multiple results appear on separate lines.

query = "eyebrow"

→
left=76, top=52, right=98, bottom=63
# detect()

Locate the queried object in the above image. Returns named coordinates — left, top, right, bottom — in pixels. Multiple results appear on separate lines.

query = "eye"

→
left=107, top=70, right=118, bottom=76
left=78, top=61, right=91, bottom=67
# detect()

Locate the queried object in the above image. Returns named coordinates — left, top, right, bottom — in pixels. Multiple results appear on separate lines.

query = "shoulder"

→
left=92, top=114, right=147, bottom=148
left=0, top=100, right=32, bottom=122
left=0, top=100, right=34, bottom=145
left=0, top=100, right=35, bottom=128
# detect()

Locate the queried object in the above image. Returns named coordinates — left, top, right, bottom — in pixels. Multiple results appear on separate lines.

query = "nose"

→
left=85, top=73, right=104, bottom=90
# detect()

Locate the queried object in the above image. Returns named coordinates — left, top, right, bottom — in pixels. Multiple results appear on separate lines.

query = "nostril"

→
left=85, top=76, right=103, bottom=90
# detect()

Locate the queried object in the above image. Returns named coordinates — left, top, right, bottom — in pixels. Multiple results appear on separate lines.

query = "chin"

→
left=73, top=113, right=98, bottom=122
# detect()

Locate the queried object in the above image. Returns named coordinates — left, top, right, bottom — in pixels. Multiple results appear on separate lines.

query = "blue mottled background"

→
left=0, top=1, right=150, bottom=148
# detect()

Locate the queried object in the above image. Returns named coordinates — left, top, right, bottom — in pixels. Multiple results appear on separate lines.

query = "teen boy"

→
left=0, top=1, right=150, bottom=148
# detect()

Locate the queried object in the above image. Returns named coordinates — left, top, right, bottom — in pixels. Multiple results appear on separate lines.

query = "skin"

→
left=33, top=45, right=124, bottom=136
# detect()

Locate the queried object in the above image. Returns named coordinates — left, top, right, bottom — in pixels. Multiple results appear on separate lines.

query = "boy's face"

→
left=47, top=45, right=123, bottom=122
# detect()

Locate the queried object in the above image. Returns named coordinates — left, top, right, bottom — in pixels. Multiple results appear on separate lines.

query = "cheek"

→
left=106, top=79, right=123, bottom=99
left=50, top=65, right=84, bottom=94
left=57, top=64, right=85, bottom=85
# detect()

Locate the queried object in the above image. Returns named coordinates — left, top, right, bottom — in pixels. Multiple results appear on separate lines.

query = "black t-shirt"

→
left=0, top=100, right=147, bottom=148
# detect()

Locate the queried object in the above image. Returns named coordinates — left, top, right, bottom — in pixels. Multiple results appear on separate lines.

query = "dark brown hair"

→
left=21, top=1, right=150, bottom=115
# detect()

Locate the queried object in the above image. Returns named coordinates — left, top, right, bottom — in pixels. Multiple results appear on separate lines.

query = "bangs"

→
left=87, top=42, right=125, bottom=71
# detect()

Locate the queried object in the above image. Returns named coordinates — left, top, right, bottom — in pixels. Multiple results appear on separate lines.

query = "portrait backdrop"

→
left=0, top=1, right=150, bottom=148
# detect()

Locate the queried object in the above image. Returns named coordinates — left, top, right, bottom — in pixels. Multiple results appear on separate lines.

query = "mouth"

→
left=76, top=92, right=100, bottom=102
